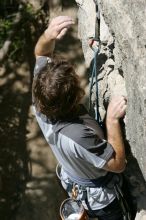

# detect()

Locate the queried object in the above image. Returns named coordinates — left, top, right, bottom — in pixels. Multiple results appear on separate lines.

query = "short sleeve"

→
left=87, top=139, right=114, bottom=162
left=74, top=139, right=114, bottom=169
left=59, top=123, right=114, bottom=169
left=33, top=56, right=52, bottom=76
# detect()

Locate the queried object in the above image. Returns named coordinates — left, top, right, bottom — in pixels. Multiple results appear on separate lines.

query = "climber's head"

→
left=32, top=57, right=85, bottom=121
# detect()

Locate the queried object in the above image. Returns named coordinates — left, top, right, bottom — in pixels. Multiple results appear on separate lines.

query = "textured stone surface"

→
left=99, top=0, right=146, bottom=181
left=75, top=0, right=146, bottom=219
left=75, top=0, right=96, bottom=66
left=99, top=2, right=146, bottom=217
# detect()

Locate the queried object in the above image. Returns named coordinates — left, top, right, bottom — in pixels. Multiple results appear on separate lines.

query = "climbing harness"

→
left=57, top=164, right=88, bottom=220
left=57, top=164, right=132, bottom=219
left=57, top=164, right=131, bottom=220
left=88, top=38, right=103, bottom=127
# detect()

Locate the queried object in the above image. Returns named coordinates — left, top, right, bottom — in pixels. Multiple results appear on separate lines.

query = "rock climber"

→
left=32, top=16, right=131, bottom=220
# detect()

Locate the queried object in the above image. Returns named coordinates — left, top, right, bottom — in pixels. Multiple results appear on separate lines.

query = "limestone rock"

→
left=75, top=0, right=146, bottom=219
left=75, top=0, right=96, bottom=66
left=99, top=0, right=146, bottom=181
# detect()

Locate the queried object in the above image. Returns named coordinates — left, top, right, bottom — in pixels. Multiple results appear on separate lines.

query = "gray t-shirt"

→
left=33, top=56, right=120, bottom=210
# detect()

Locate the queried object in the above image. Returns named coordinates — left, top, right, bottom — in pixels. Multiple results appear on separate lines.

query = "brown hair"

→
left=32, top=57, right=85, bottom=121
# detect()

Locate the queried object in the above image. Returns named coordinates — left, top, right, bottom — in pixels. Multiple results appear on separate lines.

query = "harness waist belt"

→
left=63, top=169, right=114, bottom=187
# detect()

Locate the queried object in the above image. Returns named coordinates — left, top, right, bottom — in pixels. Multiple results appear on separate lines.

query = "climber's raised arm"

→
left=34, top=16, right=74, bottom=57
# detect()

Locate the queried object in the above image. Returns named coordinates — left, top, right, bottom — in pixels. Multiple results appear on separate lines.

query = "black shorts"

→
left=87, top=198, right=123, bottom=220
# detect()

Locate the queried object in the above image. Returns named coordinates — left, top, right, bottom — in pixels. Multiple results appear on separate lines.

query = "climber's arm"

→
left=34, top=16, right=74, bottom=57
left=103, top=96, right=127, bottom=173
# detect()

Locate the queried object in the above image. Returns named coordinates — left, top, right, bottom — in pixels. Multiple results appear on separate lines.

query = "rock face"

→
left=75, top=0, right=96, bottom=66
left=75, top=0, right=146, bottom=219
left=99, top=0, right=146, bottom=179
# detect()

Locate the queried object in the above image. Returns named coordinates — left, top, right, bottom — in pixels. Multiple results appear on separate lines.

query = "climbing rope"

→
left=89, top=38, right=103, bottom=127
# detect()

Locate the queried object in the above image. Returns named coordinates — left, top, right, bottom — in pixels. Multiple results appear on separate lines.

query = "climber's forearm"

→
left=35, top=16, right=74, bottom=57
left=105, top=118, right=126, bottom=173
left=34, top=30, right=55, bottom=57
left=103, top=96, right=127, bottom=173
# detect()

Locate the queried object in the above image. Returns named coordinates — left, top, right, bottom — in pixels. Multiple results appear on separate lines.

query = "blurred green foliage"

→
left=0, top=1, right=45, bottom=61
left=0, top=19, right=13, bottom=48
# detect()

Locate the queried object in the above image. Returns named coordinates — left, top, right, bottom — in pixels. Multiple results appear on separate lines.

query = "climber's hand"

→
left=44, top=16, right=74, bottom=41
left=106, top=96, right=127, bottom=122
left=35, top=16, right=74, bottom=57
